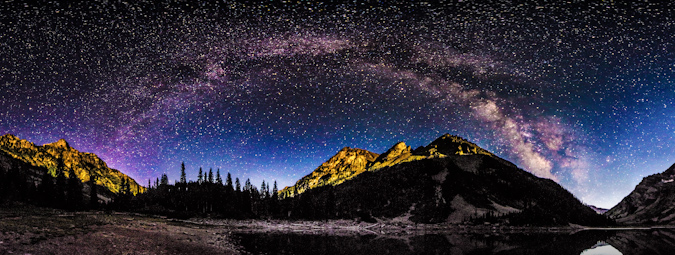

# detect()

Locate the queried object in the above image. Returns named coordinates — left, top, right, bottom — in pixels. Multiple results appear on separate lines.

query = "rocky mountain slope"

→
left=284, top=134, right=611, bottom=226
left=606, top=163, right=675, bottom=225
left=0, top=134, right=144, bottom=195
left=281, top=134, right=508, bottom=198
left=280, top=147, right=379, bottom=198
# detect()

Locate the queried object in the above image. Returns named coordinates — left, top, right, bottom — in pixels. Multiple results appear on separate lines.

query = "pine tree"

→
left=0, top=169, right=4, bottom=202
left=180, top=162, right=187, bottom=184
left=216, top=169, right=222, bottom=185
left=55, top=169, right=67, bottom=208
left=0, top=169, right=5, bottom=202
left=235, top=178, right=241, bottom=192
left=266, top=182, right=271, bottom=198
left=117, top=177, right=132, bottom=210
left=160, top=173, right=169, bottom=186
left=208, top=168, right=214, bottom=183
left=270, top=180, right=279, bottom=216
left=226, top=173, right=233, bottom=190
left=121, top=178, right=129, bottom=195
left=66, top=168, right=83, bottom=211
left=325, top=187, right=335, bottom=219
left=125, top=179, right=131, bottom=195
left=244, top=179, right=251, bottom=192
left=241, top=180, right=252, bottom=214
left=261, top=181, right=267, bottom=199
left=198, top=167, right=203, bottom=184
left=272, top=181, right=278, bottom=200
left=38, top=170, right=56, bottom=207
left=90, top=175, right=98, bottom=209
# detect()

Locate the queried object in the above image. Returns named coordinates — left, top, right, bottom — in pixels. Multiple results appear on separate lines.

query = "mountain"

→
left=282, top=134, right=508, bottom=198
left=0, top=134, right=144, bottom=195
left=588, top=205, right=609, bottom=214
left=280, top=147, right=379, bottom=198
left=606, top=163, right=675, bottom=225
left=283, top=134, right=611, bottom=226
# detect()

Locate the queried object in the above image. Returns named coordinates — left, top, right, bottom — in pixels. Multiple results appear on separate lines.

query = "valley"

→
left=2, top=133, right=675, bottom=254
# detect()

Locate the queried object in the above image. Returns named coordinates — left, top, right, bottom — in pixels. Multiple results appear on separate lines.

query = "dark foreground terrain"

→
left=0, top=204, right=241, bottom=255
left=3, top=204, right=675, bottom=255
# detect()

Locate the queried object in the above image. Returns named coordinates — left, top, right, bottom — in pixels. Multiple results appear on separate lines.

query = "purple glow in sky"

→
left=1, top=1, right=674, bottom=209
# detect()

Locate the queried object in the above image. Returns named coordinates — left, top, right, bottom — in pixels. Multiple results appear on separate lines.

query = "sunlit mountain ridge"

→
left=281, top=133, right=610, bottom=225
left=0, top=134, right=144, bottom=195
left=280, top=134, right=500, bottom=199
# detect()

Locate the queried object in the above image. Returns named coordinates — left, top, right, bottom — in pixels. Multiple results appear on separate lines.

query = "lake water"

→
left=234, top=228, right=675, bottom=255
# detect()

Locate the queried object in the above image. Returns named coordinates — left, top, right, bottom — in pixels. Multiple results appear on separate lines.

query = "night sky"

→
left=1, top=1, right=674, bottom=208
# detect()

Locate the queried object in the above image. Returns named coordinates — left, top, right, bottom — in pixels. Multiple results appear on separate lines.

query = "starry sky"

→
left=1, top=1, right=674, bottom=209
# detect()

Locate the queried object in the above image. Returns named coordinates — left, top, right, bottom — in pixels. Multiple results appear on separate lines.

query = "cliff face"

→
left=280, top=147, right=378, bottom=198
left=606, top=163, right=675, bottom=225
left=0, top=134, right=144, bottom=195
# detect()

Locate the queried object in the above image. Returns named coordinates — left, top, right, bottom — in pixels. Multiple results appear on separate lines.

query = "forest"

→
left=0, top=160, right=337, bottom=220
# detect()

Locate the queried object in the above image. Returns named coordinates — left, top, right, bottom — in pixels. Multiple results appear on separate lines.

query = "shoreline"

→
left=180, top=218, right=675, bottom=236
left=3, top=206, right=675, bottom=254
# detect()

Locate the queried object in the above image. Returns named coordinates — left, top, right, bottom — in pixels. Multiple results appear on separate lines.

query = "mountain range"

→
left=0, top=134, right=144, bottom=196
left=3, top=132, right=673, bottom=227
left=282, top=134, right=611, bottom=225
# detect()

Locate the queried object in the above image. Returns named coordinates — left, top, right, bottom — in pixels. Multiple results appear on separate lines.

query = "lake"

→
left=234, top=228, right=675, bottom=254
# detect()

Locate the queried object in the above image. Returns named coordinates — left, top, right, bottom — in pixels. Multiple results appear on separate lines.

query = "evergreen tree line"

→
left=131, top=162, right=283, bottom=219
left=131, top=162, right=343, bottom=220
left=1, top=157, right=619, bottom=225
left=0, top=157, right=100, bottom=211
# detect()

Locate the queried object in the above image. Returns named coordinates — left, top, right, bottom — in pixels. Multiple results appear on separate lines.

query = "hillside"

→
left=280, top=147, right=378, bottom=198
left=281, top=134, right=509, bottom=198
left=606, top=163, right=675, bottom=225
left=282, top=134, right=611, bottom=226
left=0, top=134, right=144, bottom=195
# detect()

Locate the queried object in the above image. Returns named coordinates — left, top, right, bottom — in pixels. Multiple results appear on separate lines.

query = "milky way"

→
left=1, top=1, right=674, bottom=208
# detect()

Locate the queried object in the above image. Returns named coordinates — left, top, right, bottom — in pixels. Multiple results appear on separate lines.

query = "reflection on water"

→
left=580, top=241, right=622, bottom=255
left=234, top=228, right=675, bottom=255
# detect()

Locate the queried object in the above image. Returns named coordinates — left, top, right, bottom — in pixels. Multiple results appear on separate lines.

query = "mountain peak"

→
left=46, top=139, right=71, bottom=149
left=662, top=163, right=675, bottom=176
left=280, top=147, right=379, bottom=198
left=287, top=133, right=610, bottom=226
left=0, top=134, right=36, bottom=149
left=339, top=146, right=353, bottom=151
left=417, top=134, right=493, bottom=157
left=607, top=162, right=675, bottom=224
left=587, top=205, right=609, bottom=214
left=1, top=133, right=19, bottom=140
left=436, top=133, right=471, bottom=145
left=368, top=141, right=414, bottom=171
left=280, top=134, right=498, bottom=199
left=391, top=141, right=408, bottom=150
left=0, top=135, right=144, bottom=195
